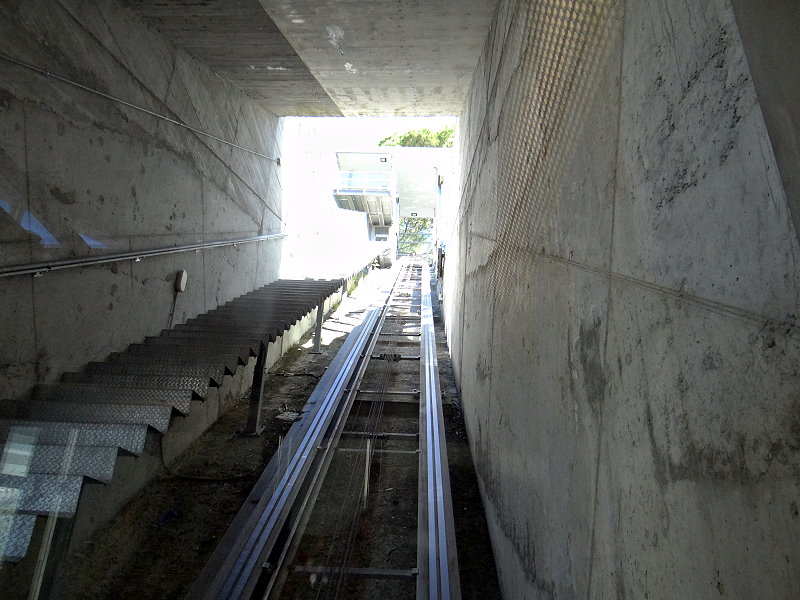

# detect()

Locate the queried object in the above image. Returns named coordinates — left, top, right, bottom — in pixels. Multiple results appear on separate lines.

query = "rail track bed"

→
left=193, top=260, right=494, bottom=599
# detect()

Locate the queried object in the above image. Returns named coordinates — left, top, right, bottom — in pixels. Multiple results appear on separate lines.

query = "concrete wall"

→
left=446, top=0, right=800, bottom=598
left=0, top=0, right=284, bottom=400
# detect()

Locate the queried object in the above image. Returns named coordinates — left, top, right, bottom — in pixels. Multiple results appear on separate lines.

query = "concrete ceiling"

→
left=259, top=0, right=499, bottom=115
left=121, top=0, right=341, bottom=116
left=123, top=0, right=499, bottom=117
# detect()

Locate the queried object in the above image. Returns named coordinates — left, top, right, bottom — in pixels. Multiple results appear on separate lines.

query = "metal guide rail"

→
left=417, top=269, right=461, bottom=600
left=190, top=261, right=460, bottom=599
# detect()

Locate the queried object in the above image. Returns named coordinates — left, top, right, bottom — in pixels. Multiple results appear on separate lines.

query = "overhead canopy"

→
left=124, top=0, right=500, bottom=116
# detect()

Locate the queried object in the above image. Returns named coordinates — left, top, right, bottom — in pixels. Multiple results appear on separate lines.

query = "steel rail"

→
left=193, top=270, right=397, bottom=599
left=221, top=309, right=382, bottom=599
left=0, top=233, right=286, bottom=278
left=262, top=285, right=398, bottom=599
left=418, top=266, right=461, bottom=599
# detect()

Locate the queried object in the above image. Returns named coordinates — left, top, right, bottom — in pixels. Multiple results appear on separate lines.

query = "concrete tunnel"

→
left=1, top=0, right=799, bottom=598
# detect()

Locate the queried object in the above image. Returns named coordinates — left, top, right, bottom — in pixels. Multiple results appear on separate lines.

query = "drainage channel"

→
left=192, top=260, right=459, bottom=600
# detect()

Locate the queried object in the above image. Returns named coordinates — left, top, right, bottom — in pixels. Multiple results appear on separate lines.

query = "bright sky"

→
left=279, top=116, right=458, bottom=279
left=283, top=116, right=458, bottom=151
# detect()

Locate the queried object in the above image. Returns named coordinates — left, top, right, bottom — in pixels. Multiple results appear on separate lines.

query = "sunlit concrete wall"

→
left=446, top=0, right=800, bottom=597
left=0, top=0, right=283, bottom=400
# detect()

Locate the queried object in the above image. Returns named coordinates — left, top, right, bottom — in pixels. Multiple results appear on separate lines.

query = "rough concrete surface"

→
left=119, top=0, right=342, bottom=116
left=259, top=0, right=501, bottom=115
left=0, top=0, right=284, bottom=400
left=445, top=0, right=800, bottom=598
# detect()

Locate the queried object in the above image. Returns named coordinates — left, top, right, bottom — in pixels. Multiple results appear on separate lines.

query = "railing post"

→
left=311, top=302, right=324, bottom=354
left=241, top=341, right=268, bottom=435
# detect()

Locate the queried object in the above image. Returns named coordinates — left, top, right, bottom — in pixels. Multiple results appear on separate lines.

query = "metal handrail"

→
left=0, top=233, right=286, bottom=279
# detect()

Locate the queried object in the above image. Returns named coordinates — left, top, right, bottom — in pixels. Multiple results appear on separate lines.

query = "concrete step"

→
left=33, top=383, right=194, bottom=414
left=26, top=401, right=173, bottom=433
left=0, top=421, right=148, bottom=455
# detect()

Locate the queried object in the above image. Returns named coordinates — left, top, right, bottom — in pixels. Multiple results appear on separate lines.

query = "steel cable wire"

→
left=329, top=269, right=407, bottom=599
left=311, top=264, right=409, bottom=600
left=327, top=264, right=410, bottom=598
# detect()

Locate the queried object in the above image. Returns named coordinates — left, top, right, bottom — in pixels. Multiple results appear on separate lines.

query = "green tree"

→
left=379, top=126, right=454, bottom=148
left=397, top=217, right=433, bottom=255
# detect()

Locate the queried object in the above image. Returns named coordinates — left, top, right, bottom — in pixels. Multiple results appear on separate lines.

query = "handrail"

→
left=0, top=233, right=286, bottom=279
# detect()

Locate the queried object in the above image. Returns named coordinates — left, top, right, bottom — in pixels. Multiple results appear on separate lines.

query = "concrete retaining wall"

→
left=0, top=0, right=283, bottom=400
left=447, top=0, right=800, bottom=597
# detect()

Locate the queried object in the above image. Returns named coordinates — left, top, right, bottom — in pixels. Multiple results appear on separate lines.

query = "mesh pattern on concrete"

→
left=484, top=0, right=621, bottom=309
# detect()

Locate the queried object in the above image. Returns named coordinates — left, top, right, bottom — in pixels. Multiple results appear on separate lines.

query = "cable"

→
left=0, top=52, right=281, bottom=164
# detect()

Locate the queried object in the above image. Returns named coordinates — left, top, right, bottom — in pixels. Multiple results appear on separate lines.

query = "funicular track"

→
left=192, top=260, right=460, bottom=600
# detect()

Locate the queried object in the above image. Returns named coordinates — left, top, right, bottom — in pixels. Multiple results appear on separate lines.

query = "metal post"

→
left=362, top=438, right=371, bottom=512
left=311, top=302, right=324, bottom=354
left=241, top=341, right=267, bottom=435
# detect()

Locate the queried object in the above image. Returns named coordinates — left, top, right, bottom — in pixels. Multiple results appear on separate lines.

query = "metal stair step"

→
left=54, top=374, right=210, bottom=397
left=0, top=421, right=147, bottom=455
left=79, top=362, right=227, bottom=385
left=213, top=297, right=309, bottom=309
left=28, top=443, right=118, bottom=482
left=178, top=319, right=292, bottom=331
left=0, top=473, right=83, bottom=516
left=108, top=352, right=241, bottom=372
left=184, top=321, right=291, bottom=336
left=33, top=383, right=194, bottom=413
left=141, top=336, right=265, bottom=353
left=213, top=297, right=313, bottom=307
left=26, top=401, right=173, bottom=433
left=191, top=311, right=297, bottom=321
left=0, top=514, right=37, bottom=562
left=125, top=341, right=254, bottom=359
left=160, top=327, right=282, bottom=340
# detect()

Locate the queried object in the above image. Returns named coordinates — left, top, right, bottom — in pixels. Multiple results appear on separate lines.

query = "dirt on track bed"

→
left=57, top=271, right=501, bottom=600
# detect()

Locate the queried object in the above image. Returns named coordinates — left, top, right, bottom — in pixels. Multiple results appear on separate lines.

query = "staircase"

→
left=0, top=278, right=344, bottom=564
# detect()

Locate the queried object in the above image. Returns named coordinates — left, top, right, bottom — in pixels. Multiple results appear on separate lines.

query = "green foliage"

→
left=397, top=217, right=434, bottom=255
left=379, top=126, right=454, bottom=148
left=347, top=271, right=363, bottom=295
